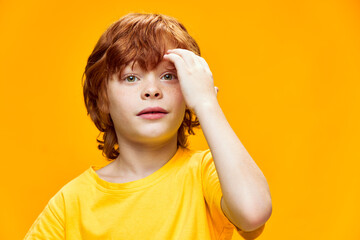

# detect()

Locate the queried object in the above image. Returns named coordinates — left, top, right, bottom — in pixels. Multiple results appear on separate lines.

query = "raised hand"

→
left=163, top=48, right=219, bottom=114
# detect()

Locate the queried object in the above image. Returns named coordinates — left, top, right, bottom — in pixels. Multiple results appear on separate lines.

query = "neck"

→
left=110, top=134, right=179, bottom=178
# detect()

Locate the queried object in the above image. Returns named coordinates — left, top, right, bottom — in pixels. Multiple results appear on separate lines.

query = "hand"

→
left=163, top=48, right=219, bottom=114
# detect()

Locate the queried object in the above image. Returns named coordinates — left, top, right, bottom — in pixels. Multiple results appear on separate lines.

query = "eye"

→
left=161, top=73, right=177, bottom=80
left=123, top=75, right=138, bottom=82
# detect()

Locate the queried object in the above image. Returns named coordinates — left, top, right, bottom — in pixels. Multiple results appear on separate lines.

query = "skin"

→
left=164, top=48, right=272, bottom=235
left=97, top=47, right=272, bottom=237
left=97, top=54, right=187, bottom=181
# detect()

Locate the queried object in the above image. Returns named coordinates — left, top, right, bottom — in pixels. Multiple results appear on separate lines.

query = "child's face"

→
left=106, top=58, right=186, bottom=145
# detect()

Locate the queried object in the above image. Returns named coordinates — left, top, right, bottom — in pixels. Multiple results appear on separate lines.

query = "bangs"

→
left=104, top=13, right=200, bottom=81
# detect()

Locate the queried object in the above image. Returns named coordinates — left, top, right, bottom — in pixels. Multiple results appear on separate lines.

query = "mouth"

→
left=138, top=112, right=168, bottom=115
left=137, top=112, right=168, bottom=120
left=137, top=107, right=169, bottom=116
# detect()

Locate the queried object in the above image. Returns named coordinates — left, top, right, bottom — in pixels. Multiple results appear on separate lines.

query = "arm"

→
left=164, top=48, right=272, bottom=232
left=196, top=100, right=272, bottom=232
left=221, top=196, right=266, bottom=239
left=238, top=224, right=266, bottom=240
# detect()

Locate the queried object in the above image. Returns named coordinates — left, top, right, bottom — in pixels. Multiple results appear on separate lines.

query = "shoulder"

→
left=177, top=148, right=216, bottom=178
left=179, top=147, right=211, bottom=166
left=182, top=147, right=210, bottom=160
left=50, top=167, right=93, bottom=200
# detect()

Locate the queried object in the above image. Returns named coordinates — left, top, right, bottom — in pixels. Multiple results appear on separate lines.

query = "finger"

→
left=198, top=56, right=210, bottom=70
left=193, top=55, right=204, bottom=68
left=163, top=53, right=186, bottom=78
left=198, top=56, right=212, bottom=76
left=167, top=48, right=199, bottom=68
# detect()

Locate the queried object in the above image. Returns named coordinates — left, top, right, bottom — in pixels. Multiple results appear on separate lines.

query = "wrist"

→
left=194, top=98, right=220, bottom=119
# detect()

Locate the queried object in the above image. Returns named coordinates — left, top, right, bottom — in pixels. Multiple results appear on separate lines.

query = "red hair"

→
left=82, top=12, right=201, bottom=161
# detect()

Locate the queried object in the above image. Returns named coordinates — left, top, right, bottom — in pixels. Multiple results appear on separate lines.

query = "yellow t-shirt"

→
left=24, top=147, right=240, bottom=239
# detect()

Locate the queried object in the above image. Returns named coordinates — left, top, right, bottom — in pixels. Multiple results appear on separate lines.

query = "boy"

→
left=24, top=12, right=271, bottom=239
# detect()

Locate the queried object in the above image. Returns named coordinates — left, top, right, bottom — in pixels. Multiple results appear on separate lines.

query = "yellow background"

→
left=1, top=0, right=359, bottom=239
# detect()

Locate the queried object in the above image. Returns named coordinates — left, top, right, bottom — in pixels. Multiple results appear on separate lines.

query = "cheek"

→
left=171, top=85, right=185, bottom=102
left=107, top=89, right=135, bottom=118
left=173, top=90, right=187, bottom=118
left=171, top=89, right=186, bottom=110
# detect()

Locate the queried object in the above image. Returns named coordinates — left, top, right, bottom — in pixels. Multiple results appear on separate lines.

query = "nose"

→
left=141, top=80, right=163, bottom=99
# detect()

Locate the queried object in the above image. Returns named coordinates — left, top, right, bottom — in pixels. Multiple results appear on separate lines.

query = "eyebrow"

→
left=163, top=65, right=176, bottom=70
left=125, top=64, right=176, bottom=72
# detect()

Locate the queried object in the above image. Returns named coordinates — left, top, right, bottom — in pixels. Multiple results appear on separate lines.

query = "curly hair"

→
left=82, top=12, right=201, bottom=161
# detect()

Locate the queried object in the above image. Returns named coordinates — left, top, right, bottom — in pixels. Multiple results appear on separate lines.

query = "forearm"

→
left=195, top=100, right=272, bottom=231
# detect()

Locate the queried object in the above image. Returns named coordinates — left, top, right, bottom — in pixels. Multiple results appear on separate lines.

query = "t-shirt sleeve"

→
left=24, top=190, right=65, bottom=240
left=200, top=149, right=238, bottom=237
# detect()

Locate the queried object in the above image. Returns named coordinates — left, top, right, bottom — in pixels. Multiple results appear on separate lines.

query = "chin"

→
left=137, top=128, right=177, bottom=141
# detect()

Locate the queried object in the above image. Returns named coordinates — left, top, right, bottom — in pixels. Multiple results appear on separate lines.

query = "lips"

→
left=137, top=107, right=168, bottom=116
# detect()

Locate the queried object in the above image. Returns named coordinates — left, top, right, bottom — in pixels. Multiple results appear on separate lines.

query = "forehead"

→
left=124, top=59, right=176, bottom=72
